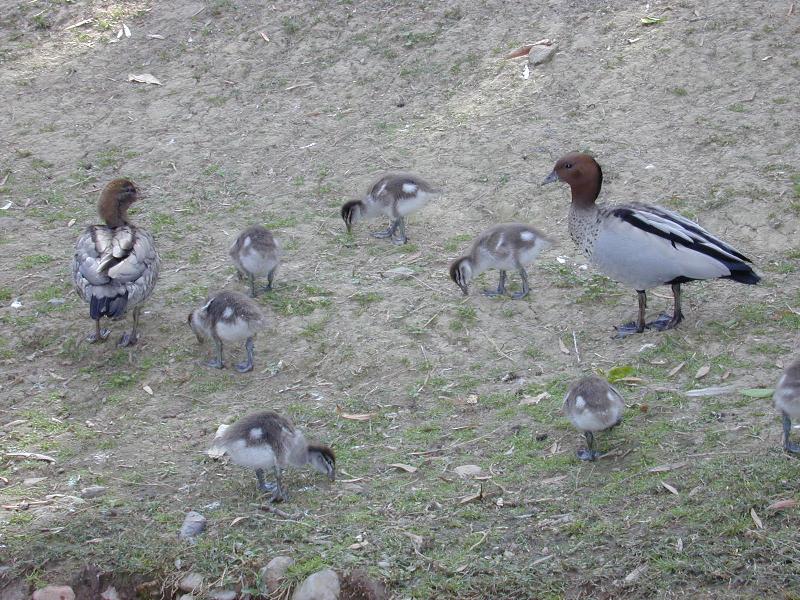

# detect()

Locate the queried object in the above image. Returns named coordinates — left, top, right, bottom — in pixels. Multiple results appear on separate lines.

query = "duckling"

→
left=563, top=375, right=625, bottom=461
left=449, top=223, right=553, bottom=299
left=211, top=411, right=335, bottom=502
left=188, top=291, right=265, bottom=372
left=73, top=179, right=160, bottom=347
left=341, top=173, right=438, bottom=244
left=774, top=359, right=800, bottom=455
left=229, top=225, right=281, bottom=297
left=543, top=153, right=760, bottom=337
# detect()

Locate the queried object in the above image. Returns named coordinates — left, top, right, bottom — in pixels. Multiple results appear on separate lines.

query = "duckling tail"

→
left=90, top=291, right=129, bottom=320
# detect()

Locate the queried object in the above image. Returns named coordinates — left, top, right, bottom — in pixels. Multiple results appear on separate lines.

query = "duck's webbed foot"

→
left=206, top=358, right=225, bottom=369
left=613, top=321, right=644, bottom=338
left=647, top=311, right=683, bottom=332
left=576, top=448, right=601, bottom=461
left=86, top=329, right=111, bottom=343
left=782, top=414, right=800, bottom=455
left=371, top=221, right=397, bottom=239
left=234, top=337, right=255, bottom=373
left=483, top=271, right=507, bottom=297
left=117, top=331, right=138, bottom=347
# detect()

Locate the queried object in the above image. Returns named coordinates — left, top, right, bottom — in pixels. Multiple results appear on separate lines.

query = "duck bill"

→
left=541, top=170, right=560, bottom=185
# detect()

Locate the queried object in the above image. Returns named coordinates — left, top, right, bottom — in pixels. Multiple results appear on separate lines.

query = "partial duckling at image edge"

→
left=449, top=223, right=553, bottom=299
left=774, top=359, right=800, bottom=455
left=188, top=291, right=265, bottom=373
left=73, top=179, right=160, bottom=347
left=211, top=411, right=335, bottom=502
left=543, top=153, right=760, bottom=337
left=229, top=225, right=281, bottom=297
left=563, top=375, right=625, bottom=461
left=341, top=173, right=439, bottom=245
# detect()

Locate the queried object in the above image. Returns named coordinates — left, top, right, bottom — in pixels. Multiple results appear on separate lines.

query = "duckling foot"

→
left=482, top=289, right=504, bottom=297
left=576, top=448, right=600, bottom=461
left=234, top=360, right=254, bottom=373
left=371, top=227, right=395, bottom=239
left=613, top=322, right=643, bottom=338
left=260, top=283, right=273, bottom=293
left=205, top=358, right=225, bottom=369
left=86, top=329, right=111, bottom=343
left=511, top=290, right=529, bottom=300
left=391, top=235, right=408, bottom=245
left=784, top=441, right=800, bottom=455
left=270, top=488, right=289, bottom=503
left=117, top=331, right=138, bottom=347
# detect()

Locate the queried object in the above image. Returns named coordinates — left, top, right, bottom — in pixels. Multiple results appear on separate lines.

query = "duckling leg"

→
left=782, top=413, right=800, bottom=455
left=614, top=290, right=647, bottom=338
left=255, top=468, right=277, bottom=494
left=118, top=306, right=142, bottom=347
left=648, top=283, right=685, bottom=331
left=271, top=466, right=289, bottom=503
left=576, top=431, right=600, bottom=461
left=371, top=219, right=399, bottom=239
left=249, top=274, right=257, bottom=297
left=483, top=271, right=507, bottom=297
left=86, top=319, right=111, bottom=343
left=206, top=337, right=225, bottom=369
left=391, top=218, right=408, bottom=245
left=262, top=268, right=276, bottom=293
left=234, top=337, right=255, bottom=373
left=511, top=267, right=530, bottom=299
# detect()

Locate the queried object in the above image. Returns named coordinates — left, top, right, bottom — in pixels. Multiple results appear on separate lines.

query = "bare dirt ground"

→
left=1, top=0, right=799, bottom=598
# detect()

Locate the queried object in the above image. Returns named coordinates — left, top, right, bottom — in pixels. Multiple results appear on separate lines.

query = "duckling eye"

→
left=563, top=163, right=573, bottom=169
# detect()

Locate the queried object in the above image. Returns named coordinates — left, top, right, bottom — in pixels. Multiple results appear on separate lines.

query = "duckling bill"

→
left=563, top=375, right=624, bottom=461
left=230, top=225, right=281, bottom=297
left=188, top=291, right=265, bottom=372
left=211, top=411, right=335, bottom=502
left=341, top=173, right=438, bottom=244
left=543, top=153, right=760, bottom=337
left=73, top=179, right=160, bottom=347
left=449, top=223, right=552, bottom=299
left=774, top=359, right=800, bottom=455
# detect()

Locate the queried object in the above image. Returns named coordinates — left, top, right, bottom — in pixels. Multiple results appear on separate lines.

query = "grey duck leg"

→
left=648, top=283, right=685, bottom=331
left=782, top=413, right=800, bottom=455
left=483, top=270, right=507, bottom=297
left=511, top=266, right=530, bottom=300
left=118, top=306, right=141, bottom=347
left=206, top=336, right=225, bottom=369
left=614, top=290, right=647, bottom=338
left=371, top=218, right=399, bottom=239
left=577, top=431, right=600, bottom=461
left=86, top=319, right=111, bottom=343
left=234, top=337, right=255, bottom=373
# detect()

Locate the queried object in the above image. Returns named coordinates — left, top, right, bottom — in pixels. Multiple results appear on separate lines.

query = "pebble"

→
left=454, top=464, right=483, bottom=477
left=178, top=573, right=203, bottom=593
left=292, top=569, right=339, bottom=600
left=528, top=44, right=556, bottom=66
left=209, top=590, right=237, bottom=600
left=81, top=485, right=107, bottom=499
left=260, top=556, right=295, bottom=595
left=32, top=586, right=75, bottom=600
left=0, top=579, right=29, bottom=600
left=179, top=511, right=206, bottom=540
left=23, top=477, right=47, bottom=486
left=382, top=266, right=415, bottom=280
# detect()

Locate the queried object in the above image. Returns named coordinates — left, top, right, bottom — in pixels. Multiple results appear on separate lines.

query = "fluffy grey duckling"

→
left=563, top=375, right=625, bottom=461
left=73, top=178, right=160, bottom=346
left=229, top=225, right=281, bottom=297
left=341, top=173, right=438, bottom=244
left=449, top=223, right=553, bottom=299
left=212, top=411, right=336, bottom=502
left=188, top=291, right=265, bottom=372
left=774, top=359, right=800, bottom=455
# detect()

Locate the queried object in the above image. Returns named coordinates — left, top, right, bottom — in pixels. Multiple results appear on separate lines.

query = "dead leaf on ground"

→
left=348, top=541, right=369, bottom=550
left=661, top=481, right=679, bottom=496
left=504, top=38, right=552, bottom=59
left=520, top=391, right=550, bottom=405
left=128, top=73, right=163, bottom=85
left=404, top=531, right=424, bottom=551
left=454, top=464, right=482, bottom=478
left=336, top=405, right=375, bottom=421
left=648, top=461, right=687, bottom=473
left=459, top=485, right=483, bottom=505
left=750, top=508, right=764, bottom=529
left=767, top=499, right=797, bottom=511
left=259, top=31, right=270, bottom=42
left=142, top=385, right=154, bottom=395
left=558, top=338, right=570, bottom=355
left=230, top=516, right=249, bottom=526
left=695, top=364, right=711, bottom=379
left=540, top=475, right=567, bottom=485
left=5, top=452, right=56, bottom=463
left=388, top=463, right=417, bottom=473
left=667, top=362, right=685, bottom=377
left=624, top=564, right=648, bottom=583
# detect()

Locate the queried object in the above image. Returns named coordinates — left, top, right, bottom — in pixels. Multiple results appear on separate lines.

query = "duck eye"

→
left=564, top=163, right=573, bottom=169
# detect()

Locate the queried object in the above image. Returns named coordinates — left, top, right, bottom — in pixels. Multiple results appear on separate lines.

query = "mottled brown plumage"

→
left=563, top=375, right=625, bottom=461
left=73, top=179, right=160, bottom=346
left=229, top=225, right=281, bottom=296
left=774, top=358, right=800, bottom=454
